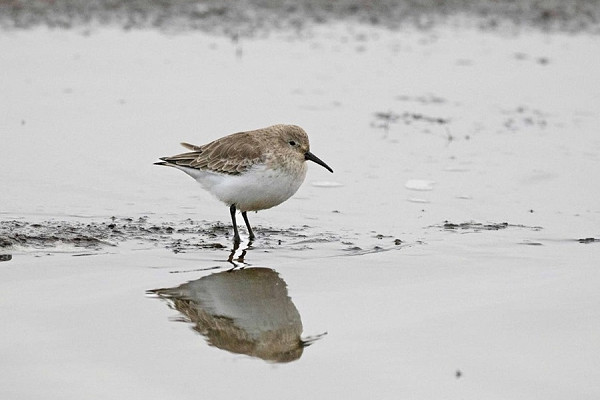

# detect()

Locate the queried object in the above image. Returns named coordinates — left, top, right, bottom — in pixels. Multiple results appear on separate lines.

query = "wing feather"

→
left=159, top=131, right=265, bottom=175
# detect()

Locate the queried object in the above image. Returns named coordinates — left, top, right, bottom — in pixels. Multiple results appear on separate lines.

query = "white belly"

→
left=177, top=164, right=307, bottom=212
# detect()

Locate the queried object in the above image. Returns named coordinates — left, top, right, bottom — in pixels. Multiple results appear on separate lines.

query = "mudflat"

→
left=1, top=4, right=599, bottom=399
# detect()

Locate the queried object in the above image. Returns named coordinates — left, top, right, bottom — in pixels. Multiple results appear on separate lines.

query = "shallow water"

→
left=1, top=21, right=600, bottom=399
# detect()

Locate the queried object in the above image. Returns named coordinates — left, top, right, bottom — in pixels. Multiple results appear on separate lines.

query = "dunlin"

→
left=155, top=124, right=333, bottom=243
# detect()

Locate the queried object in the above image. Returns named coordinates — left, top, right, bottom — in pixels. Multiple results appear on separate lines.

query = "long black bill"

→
left=305, top=151, right=333, bottom=173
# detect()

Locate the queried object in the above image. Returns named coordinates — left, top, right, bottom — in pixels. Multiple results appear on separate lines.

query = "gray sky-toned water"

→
left=1, top=4, right=600, bottom=399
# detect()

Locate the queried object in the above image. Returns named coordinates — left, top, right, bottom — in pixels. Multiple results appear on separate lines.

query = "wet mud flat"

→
left=1, top=217, right=597, bottom=260
left=0, top=217, right=410, bottom=257
left=2, top=213, right=599, bottom=399
left=1, top=0, right=600, bottom=34
left=1, top=8, right=600, bottom=400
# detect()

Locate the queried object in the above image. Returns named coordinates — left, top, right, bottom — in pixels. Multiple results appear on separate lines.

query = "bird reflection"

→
left=227, top=239, right=252, bottom=268
left=150, top=267, right=317, bottom=363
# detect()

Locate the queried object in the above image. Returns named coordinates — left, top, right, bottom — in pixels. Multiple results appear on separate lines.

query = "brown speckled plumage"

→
left=155, top=124, right=332, bottom=243
left=158, top=125, right=311, bottom=175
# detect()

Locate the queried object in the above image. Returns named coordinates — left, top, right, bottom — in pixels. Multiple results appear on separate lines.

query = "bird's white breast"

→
left=177, top=163, right=308, bottom=212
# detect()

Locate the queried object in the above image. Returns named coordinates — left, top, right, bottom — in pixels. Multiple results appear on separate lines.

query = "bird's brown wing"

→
left=159, top=131, right=265, bottom=175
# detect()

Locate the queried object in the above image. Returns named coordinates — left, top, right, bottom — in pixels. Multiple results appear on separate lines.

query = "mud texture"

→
left=372, top=110, right=450, bottom=133
left=440, top=221, right=543, bottom=232
left=0, top=217, right=407, bottom=255
left=1, top=0, right=599, bottom=34
left=578, top=237, right=600, bottom=244
left=5, top=217, right=593, bottom=259
left=0, top=217, right=295, bottom=252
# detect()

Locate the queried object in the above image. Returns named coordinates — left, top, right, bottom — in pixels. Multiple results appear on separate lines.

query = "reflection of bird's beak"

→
left=305, top=151, right=333, bottom=173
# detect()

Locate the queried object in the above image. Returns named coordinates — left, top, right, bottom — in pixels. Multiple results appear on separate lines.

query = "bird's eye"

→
left=288, top=140, right=296, bottom=146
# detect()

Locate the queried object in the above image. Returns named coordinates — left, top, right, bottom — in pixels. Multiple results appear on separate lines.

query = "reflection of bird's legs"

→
left=227, top=240, right=240, bottom=266
left=237, top=248, right=247, bottom=263
left=227, top=239, right=253, bottom=270
left=241, top=211, right=255, bottom=240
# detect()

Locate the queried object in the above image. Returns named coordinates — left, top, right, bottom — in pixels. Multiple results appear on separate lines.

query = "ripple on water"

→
left=405, top=179, right=435, bottom=191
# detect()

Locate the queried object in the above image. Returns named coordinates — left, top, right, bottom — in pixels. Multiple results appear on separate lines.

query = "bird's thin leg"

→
left=241, top=211, right=255, bottom=240
left=230, top=204, right=241, bottom=244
